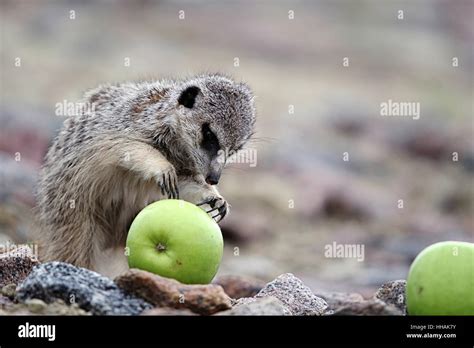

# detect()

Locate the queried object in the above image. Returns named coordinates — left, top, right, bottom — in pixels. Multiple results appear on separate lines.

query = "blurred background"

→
left=0, top=0, right=472, bottom=296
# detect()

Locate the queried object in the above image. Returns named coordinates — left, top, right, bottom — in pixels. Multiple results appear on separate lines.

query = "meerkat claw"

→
left=196, top=198, right=215, bottom=207
left=215, top=212, right=225, bottom=223
left=206, top=206, right=219, bottom=214
left=167, top=174, right=175, bottom=199
left=208, top=201, right=228, bottom=223
left=219, top=205, right=227, bottom=216
left=173, top=176, right=179, bottom=199
left=159, top=170, right=179, bottom=199
left=211, top=212, right=222, bottom=222
left=159, top=178, right=165, bottom=195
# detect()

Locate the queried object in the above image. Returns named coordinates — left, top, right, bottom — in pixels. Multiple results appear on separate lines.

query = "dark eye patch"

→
left=201, top=123, right=220, bottom=157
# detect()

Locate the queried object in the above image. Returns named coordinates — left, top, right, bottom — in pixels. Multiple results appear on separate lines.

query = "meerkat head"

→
left=170, top=74, right=256, bottom=185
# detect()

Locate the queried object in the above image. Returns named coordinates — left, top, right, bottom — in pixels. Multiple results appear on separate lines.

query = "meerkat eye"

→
left=201, top=123, right=220, bottom=156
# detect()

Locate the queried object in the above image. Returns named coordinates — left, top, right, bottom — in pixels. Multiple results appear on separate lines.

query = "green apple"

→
left=406, top=241, right=474, bottom=315
left=126, top=199, right=223, bottom=284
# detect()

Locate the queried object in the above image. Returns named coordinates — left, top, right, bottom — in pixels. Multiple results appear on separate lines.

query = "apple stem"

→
left=156, top=243, right=167, bottom=252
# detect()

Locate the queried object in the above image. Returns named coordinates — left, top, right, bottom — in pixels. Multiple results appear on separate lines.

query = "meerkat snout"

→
left=206, top=169, right=221, bottom=185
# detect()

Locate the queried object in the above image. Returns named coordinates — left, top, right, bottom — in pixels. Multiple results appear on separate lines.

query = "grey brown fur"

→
left=36, top=73, right=256, bottom=277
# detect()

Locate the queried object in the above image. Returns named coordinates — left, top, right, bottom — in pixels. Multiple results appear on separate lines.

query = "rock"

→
left=115, top=269, right=232, bottom=315
left=218, top=296, right=290, bottom=315
left=25, top=298, right=47, bottom=313
left=1, top=283, right=17, bottom=299
left=253, top=273, right=328, bottom=316
left=374, top=280, right=407, bottom=315
left=141, top=307, right=197, bottom=316
left=400, top=129, right=449, bottom=161
left=213, top=275, right=266, bottom=299
left=331, top=299, right=403, bottom=316
left=440, top=191, right=472, bottom=214
left=0, top=294, right=13, bottom=309
left=0, top=245, right=40, bottom=287
left=16, top=262, right=152, bottom=315
left=0, top=299, right=90, bottom=315
left=314, top=291, right=364, bottom=312
left=232, top=296, right=256, bottom=306
left=320, top=191, right=369, bottom=221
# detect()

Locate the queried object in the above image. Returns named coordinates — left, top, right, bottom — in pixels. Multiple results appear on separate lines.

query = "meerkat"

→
left=36, top=73, right=256, bottom=278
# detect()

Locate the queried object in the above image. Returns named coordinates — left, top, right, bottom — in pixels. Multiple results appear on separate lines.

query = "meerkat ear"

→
left=178, top=86, right=200, bottom=108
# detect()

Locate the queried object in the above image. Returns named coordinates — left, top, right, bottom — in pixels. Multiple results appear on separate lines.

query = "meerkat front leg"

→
left=92, top=141, right=179, bottom=277
left=116, top=140, right=179, bottom=198
left=115, top=142, right=228, bottom=222
left=178, top=176, right=229, bottom=222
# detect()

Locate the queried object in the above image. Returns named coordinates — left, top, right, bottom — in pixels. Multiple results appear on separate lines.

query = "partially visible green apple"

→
left=126, top=200, right=223, bottom=284
left=406, top=241, right=474, bottom=315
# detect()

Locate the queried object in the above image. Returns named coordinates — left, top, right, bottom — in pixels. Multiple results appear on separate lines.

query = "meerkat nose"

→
left=206, top=173, right=220, bottom=185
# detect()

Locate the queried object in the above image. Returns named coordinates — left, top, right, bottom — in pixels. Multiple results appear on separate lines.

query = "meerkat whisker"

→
left=196, top=199, right=213, bottom=207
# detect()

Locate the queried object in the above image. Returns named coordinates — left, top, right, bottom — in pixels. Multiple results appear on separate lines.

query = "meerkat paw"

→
left=156, top=167, right=179, bottom=199
left=178, top=178, right=229, bottom=222
left=197, top=195, right=229, bottom=223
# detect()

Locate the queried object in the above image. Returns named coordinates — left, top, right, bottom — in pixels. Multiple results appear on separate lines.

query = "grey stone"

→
left=16, top=262, right=152, bottom=315
left=0, top=294, right=13, bottom=309
left=332, top=298, right=403, bottom=316
left=141, top=307, right=197, bottom=316
left=314, top=291, right=365, bottom=312
left=1, top=283, right=17, bottom=299
left=0, top=298, right=90, bottom=315
left=213, top=274, right=266, bottom=299
left=374, top=279, right=407, bottom=315
left=219, top=296, right=291, bottom=315
left=0, top=245, right=40, bottom=287
left=25, top=298, right=47, bottom=313
left=254, top=273, right=328, bottom=315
